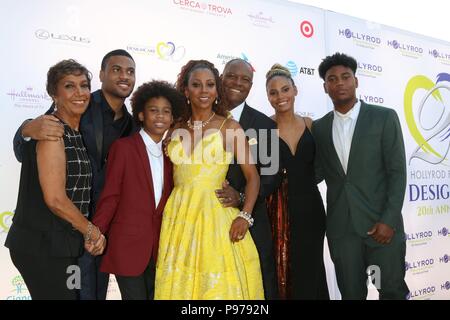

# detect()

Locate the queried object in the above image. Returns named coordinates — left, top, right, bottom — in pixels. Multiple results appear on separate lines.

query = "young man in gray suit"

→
left=312, top=52, right=409, bottom=299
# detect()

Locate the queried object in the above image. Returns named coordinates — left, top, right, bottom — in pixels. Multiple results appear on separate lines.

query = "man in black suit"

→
left=215, top=58, right=279, bottom=299
left=13, top=49, right=138, bottom=300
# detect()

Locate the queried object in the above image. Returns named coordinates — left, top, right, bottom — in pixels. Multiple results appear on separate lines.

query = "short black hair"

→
left=46, top=59, right=92, bottom=97
left=131, top=80, right=186, bottom=127
left=101, top=49, right=134, bottom=71
left=318, top=52, right=357, bottom=80
left=223, top=58, right=254, bottom=74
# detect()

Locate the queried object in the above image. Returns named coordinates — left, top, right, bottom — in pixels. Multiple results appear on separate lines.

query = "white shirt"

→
left=332, top=100, right=361, bottom=174
left=139, top=129, right=164, bottom=207
left=229, top=101, right=246, bottom=121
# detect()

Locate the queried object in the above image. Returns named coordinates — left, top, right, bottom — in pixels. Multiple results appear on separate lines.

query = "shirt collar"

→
left=334, top=99, right=361, bottom=121
left=139, top=128, right=162, bottom=149
left=229, top=101, right=246, bottom=121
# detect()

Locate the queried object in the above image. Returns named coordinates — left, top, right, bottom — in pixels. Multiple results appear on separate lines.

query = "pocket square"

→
left=248, top=138, right=258, bottom=145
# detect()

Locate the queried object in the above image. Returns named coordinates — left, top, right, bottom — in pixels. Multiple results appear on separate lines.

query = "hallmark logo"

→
left=6, top=87, right=51, bottom=109
left=247, top=11, right=274, bottom=28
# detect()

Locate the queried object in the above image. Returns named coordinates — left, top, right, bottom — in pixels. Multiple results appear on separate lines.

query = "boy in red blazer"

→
left=92, top=81, right=184, bottom=299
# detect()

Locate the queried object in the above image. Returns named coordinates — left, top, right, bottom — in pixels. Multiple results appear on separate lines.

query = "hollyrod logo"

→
left=405, top=258, right=435, bottom=274
left=359, top=94, right=384, bottom=105
left=404, top=73, right=450, bottom=165
left=387, top=40, right=423, bottom=58
left=441, top=281, right=450, bottom=291
left=438, top=227, right=449, bottom=237
left=405, top=230, right=433, bottom=246
left=338, top=28, right=381, bottom=49
left=356, top=62, right=383, bottom=78
left=407, top=286, right=436, bottom=299
left=6, top=87, right=51, bottom=109
left=429, top=49, right=450, bottom=65
left=439, top=254, right=449, bottom=263
left=173, top=0, right=233, bottom=17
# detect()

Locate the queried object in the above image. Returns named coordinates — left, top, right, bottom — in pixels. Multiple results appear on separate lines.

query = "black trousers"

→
left=249, top=200, right=279, bottom=300
left=77, top=250, right=109, bottom=300
left=115, top=259, right=156, bottom=300
left=9, top=249, right=78, bottom=300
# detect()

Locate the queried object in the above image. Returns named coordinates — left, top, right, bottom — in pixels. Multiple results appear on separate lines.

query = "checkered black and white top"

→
left=62, top=122, right=92, bottom=217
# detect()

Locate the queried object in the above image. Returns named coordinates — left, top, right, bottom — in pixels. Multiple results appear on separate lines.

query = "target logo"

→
left=300, top=20, right=314, bottom=38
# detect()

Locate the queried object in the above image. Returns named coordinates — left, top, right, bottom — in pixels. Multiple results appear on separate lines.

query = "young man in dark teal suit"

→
left=312, top=52, right=409, bottom=299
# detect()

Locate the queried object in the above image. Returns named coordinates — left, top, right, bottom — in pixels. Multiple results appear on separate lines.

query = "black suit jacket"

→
left=226, top=103, right=279, bottom=209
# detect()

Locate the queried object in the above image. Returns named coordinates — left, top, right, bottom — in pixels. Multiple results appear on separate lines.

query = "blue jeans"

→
left=78, top=250, right=109, bottom=300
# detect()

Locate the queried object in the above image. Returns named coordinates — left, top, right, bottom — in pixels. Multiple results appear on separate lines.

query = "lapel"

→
left=324, top=111, right=346, bottom=177
left=89, top=91, right=104, bottom=167
left=133, top=133, right=156, bottom=210
left=156, top=154, right=172, bottom=214
left=239, top=103, right=254, bottom=131
left=346, top=101, right=369, bottom=175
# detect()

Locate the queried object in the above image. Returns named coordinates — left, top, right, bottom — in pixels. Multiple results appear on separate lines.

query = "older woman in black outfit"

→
left=5, top=60, right=106, bottom=300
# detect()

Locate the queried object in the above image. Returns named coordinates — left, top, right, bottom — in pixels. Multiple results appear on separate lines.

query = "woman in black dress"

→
left=266, top=64, right=329, bottom=299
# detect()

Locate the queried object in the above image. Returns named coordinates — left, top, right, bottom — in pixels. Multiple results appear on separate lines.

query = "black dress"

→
left=276, top=125, right=329, bottom=299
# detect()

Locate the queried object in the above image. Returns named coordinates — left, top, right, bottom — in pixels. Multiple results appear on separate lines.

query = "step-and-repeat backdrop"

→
left=0, top=0, right=449, bottom=299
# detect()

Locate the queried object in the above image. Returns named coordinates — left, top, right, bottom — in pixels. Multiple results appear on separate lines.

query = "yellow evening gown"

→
left=155, top=125, right=264, bottom=300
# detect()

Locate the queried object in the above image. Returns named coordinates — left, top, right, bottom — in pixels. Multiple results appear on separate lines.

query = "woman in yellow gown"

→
left=155, top=60, right=264, bottom=299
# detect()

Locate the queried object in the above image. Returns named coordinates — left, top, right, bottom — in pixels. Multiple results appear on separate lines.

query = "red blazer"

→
left=92, top=132, right=173, bottom=276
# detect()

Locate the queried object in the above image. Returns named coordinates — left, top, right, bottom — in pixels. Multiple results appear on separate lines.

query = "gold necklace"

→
left=187, top=112, right=215, bottom=130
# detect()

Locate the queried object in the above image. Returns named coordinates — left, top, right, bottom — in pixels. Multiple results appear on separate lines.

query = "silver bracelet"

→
left=238, top=211, right=254, bottom=227
left=84, top=221, right=93, bottom=242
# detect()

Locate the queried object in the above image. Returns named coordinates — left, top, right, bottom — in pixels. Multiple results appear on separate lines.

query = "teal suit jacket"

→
left=312, top=101, right=407, bottom=242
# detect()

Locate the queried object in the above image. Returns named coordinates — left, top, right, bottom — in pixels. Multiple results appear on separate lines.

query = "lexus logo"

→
left=34, top=29, right=90, bottom=44
left=35, top=29, right=50, bottom=40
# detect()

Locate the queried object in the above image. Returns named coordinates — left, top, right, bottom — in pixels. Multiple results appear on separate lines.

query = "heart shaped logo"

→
left=156, top=41, right=176, bottom=60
